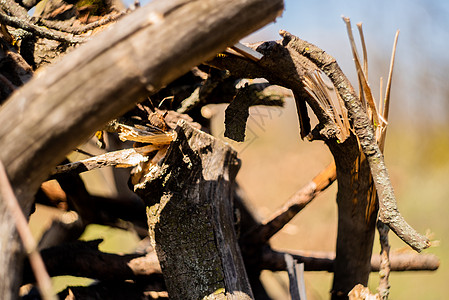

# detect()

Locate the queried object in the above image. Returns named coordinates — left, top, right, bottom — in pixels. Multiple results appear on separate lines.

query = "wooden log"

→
left=135, top=120, right=253, bottom=299
left=0, top=0, right=284, bottom=297
left=208, top=40, right=378, bottom=298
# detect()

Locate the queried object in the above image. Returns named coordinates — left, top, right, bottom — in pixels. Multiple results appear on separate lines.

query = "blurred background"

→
left=29, top=0, right=449, bottom=298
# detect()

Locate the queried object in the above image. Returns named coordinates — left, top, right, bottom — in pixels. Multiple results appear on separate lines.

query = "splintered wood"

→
left=52, top=121, right=174, bottom=177
left=115, top=123, right=175, bottom=144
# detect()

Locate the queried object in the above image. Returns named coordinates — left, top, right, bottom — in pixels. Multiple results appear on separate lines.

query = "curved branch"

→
left=279, top=30, right=430, bottom=252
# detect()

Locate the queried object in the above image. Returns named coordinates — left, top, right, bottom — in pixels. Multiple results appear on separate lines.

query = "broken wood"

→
left=246, top=162, right=336, bottom=245
left=208, top=39, right=378, bottom=296
left=51, top=145, right=163, bottom=175
left=135, top=120, right=253, bottom=299
left=279, top=30, right=429, bottom=252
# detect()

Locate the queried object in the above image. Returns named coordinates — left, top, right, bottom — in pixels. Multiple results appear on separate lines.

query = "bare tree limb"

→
left=279, top=30, right=430, bottom=252
left=0, top=160, right=56, bottom=300
left=0, top=0, right=31, bottom=20
left=138, top=120, right=254, bottom=299
left=262, top=248, right=439, bottom=273
left=0, top=1, right=284, bottom=296
left=37, top=11, right=126, bottom=35
left=51, top=145, right=161, bottom=175
left=0, top=11, right=84, bottom=43
left=377, top=221, right=391, bottom=299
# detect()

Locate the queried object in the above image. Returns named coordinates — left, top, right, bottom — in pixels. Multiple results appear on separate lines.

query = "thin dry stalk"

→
left=343, top=16, right=380, bottom=126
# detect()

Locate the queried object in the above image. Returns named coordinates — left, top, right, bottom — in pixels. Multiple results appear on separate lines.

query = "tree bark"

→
left=327, top=136, right=377, bottom=299
left=135, top=120, right=253, bottom=299
left=0, top=0, right=284, bottom=297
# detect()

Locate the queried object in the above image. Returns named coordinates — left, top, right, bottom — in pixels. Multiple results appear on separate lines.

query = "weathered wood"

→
left=327, top=136, right=377, bottom=299
left=135, top=120, right=253, bottom=299
left=0, top=0, right=284, bottom=297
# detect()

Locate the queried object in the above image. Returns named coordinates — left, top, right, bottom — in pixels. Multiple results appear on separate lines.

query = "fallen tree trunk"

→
left=135, top=120, right=253, bottom=299
left=0, top=0, right=284, bottom=297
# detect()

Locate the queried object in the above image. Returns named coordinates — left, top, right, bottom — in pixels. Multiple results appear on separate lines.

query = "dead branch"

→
left=377, top=221, right=391, bottom=299
left=37, top=11, right=126, bottom=35
left=137, top=120, right=254, bottom=299
left=0, top=0, right=30, bottom=20
left=57, top=281, right=168, bottom=300
left=51, top=145, right=161, bottom=175
left=52, top=168, right=147, bottom=231
left=207, top=38, right=385, bottom=295
left=0, top=160, right=55, bottom=300
left=0, top=0, right=284, bottom=206
left=262, top=248, right=439, bottom=273
left=279, top=30, right=430, bottom=252
left=0, top=12, right=84, bottom=43
left=23, top=240, right=162, bottom=284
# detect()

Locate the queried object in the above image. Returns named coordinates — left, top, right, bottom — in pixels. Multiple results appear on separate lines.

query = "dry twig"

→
left=23, top=240, right=162, bottom=284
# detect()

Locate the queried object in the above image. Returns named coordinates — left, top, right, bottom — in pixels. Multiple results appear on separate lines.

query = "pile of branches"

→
left=0, top=0, right=439, bottom=299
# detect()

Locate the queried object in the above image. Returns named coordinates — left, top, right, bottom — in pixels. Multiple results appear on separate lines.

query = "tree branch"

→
left=0, top=12, right=84, bottom=43
left=279, top=30, right=430, bottom=252
left=245, top=162, right=336, bottom=245
left=262, top=248, right=439, bottom=273
left=0, top=160, right=56, bottom=300
left=51, top=145, right=161, bottom=175
left=37, top=11, right=126, bottom=35
left=377, top=221, right=391, bottom=299
left=23, top=240, right=162, bottom=284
